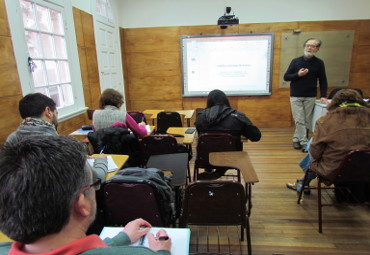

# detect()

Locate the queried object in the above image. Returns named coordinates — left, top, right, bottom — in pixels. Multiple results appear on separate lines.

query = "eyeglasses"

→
left=305, top=44, right=318, bottom=48
left=81, top=178, right=101, bottom=192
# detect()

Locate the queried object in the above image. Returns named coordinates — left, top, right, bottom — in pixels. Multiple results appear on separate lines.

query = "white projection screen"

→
left=181, top=33, right=274, bottom=97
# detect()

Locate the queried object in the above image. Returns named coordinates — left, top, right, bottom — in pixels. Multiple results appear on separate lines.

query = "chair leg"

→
left=187, top=162, right=191, bottom=184
left=297, top=170, right=310, bottom=204
left=317, top=177, right=323, bottom=233
left=193, top=165, right=198, bottom=181
left=245, top=217, right=252, bottom=255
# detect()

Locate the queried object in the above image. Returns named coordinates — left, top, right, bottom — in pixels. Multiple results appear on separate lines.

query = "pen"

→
left=99, top=146, right=106, bottom=154
left=156, top=236, right=169, bottom=241
left=139, top=235, right=145, bottom=245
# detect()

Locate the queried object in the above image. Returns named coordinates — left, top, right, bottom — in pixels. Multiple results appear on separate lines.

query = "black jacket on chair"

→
left=88, top=127, right=141, bottom=167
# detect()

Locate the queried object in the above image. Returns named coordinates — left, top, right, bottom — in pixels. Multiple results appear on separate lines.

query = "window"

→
left=95, top=0, right=114, bottom=21
left=5, top=0, right=86, bottom=121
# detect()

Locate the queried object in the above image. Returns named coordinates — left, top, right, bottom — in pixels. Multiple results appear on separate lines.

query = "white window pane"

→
left=35, top=86, right=47, bottom=95
left=36, top=4, right=51, bottom=32
left=100, top=4, right=107, bottom=17
left=50, top=10, right=64, bottom=35
left=40, top=33, right=55, bottom=58
left=61, top=83, right=74, bottom=106
left=54, top=36, right=67, bottom=59
left=49, top=86, right=61, bottom=107
left=58, top=61, right=70, bottom=83
left=45, top=60, right=58, bottom=84
left=25, top=31, right=41, bottom=58
left=20, top=0, right=36, bottom=29
left=32, top=60, right=46, bottom=85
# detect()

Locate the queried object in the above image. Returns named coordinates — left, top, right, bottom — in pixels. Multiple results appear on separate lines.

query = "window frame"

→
left=5, top=0, right=86, bottom=122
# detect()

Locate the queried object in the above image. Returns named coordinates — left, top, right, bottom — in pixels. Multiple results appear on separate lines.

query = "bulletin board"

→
left=279, top=31, right=354, bottom=88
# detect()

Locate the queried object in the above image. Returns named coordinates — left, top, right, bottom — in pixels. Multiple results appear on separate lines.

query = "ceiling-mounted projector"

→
left=218, top=6, right=239, bottom=29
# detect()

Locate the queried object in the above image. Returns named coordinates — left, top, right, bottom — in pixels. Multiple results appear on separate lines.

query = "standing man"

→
left=284, top=38, right=328, bottom=152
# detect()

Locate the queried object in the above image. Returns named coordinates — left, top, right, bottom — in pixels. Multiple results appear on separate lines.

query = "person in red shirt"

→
left=0, top=136, right=171, bottom=255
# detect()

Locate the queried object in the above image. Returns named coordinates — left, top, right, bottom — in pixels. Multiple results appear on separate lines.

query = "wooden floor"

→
left=187, top=127, right=370, bottom=255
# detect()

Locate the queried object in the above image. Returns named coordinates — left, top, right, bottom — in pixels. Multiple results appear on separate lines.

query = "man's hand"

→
left=320, top=97, right=328, bottom=104
left=298, top=68, right=309, bottom=77
left=122, top=218, right=152, bottom=243
left=147, top=229, right=171, bottom=252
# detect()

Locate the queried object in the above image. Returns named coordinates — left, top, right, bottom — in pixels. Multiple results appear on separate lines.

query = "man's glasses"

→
left=305, top=44, right=318, bottom=48
left=81, top=178, right=101, bottom=192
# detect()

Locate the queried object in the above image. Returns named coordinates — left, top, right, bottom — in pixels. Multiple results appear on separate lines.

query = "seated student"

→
left=5, top=93, right=108, bottom=181
left=195, top=89, right=262, bottom=180
left=93, top=89, right=147, bottom=138
left=287, top=89, right=370, bottom=192
left=0, top=136, right=171, bottom=255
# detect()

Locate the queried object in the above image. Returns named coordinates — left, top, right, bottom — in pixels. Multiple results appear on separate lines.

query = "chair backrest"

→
left=147, top=153, right=188, bottom=186
left=140, top=135, right=179, bottom=166
left=103, top=167, right=175, bottom=227
left=180, top=180, right=246, bottom=226
left=103, top=182, right=164, bottom=227
left=88, top=127, right=141, bottom=167
left=87, top=109, right=95, bottom=120
left=195, top=133, right=239, bottom=169
left=156, top=111, right=182, bottom=134
left=127, top=111, right=146, bottom=124
left=335, top=148, right=370, bottom=184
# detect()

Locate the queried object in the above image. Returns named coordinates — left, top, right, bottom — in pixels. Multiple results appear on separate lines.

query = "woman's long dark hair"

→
left=206, top=89, right=231, bottom=108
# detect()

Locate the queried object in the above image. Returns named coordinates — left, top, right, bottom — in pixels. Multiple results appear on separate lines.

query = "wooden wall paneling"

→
left=297, top=20, right=359, bottom=32
left=0, top=96, right=22, bottom=144
left=57, top=114, right=87, bottom=136
left=179, top=25, right=238, bottom=36
left=0, top=0, right=10, bottom=37
left=351, top=45, right=370, bottom=74
left=120, top=28, right=132, bottom=110
left=128, top=76, right=182, bottom=100
left=0, top=37, right=22, bottom=97
left=124, top=27, right=180, bottom=53
left=81, top=11, right=95, bottom=49
left=73, top=8, right=84, bottom=47
left=77, top=46, right=92, bottom=107
left=126, top=51, right=180, bottom=77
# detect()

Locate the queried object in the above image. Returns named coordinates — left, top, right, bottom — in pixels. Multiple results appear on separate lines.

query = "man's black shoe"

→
left=301, top=144, right=307, bottom=152
left=293, top=142, right=301, bottom=150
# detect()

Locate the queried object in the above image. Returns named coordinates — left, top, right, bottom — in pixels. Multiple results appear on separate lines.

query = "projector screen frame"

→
left=180, top=33, right=274, bottom=97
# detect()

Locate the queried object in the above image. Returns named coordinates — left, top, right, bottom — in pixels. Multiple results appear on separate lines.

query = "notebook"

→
left=100, top=226, right=190, bottom=255
left=87, top=156, right=118, bottom=172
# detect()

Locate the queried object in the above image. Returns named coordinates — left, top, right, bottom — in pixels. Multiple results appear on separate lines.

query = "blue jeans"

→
left=298, top=138, right=316, bottom=183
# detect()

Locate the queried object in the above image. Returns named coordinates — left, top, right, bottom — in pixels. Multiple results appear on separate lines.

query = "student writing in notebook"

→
left=0, top=136, right=171, bottom=255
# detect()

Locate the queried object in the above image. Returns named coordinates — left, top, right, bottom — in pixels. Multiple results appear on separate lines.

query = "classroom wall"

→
left=120, top=20, right=370, bottom=127
left=0, top=0, right=99, bottom=145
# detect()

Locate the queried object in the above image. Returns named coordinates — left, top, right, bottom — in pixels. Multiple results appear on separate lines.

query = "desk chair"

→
left=156, top=111, right=182, bottom=134
left=140, top=135, right=179, bottom=167
left=147, top=153, right=188, bottom=186
left=127, top=111, right=146, bottom=124
left=88, top=127, right=141, bottom=167
left=180, top=181, right=252, bottom=255
left=103, top=168, right=175, bottom=227
left=297, top=148, right=370, bottom=233
left=194, top=133, right=240, bottom=181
